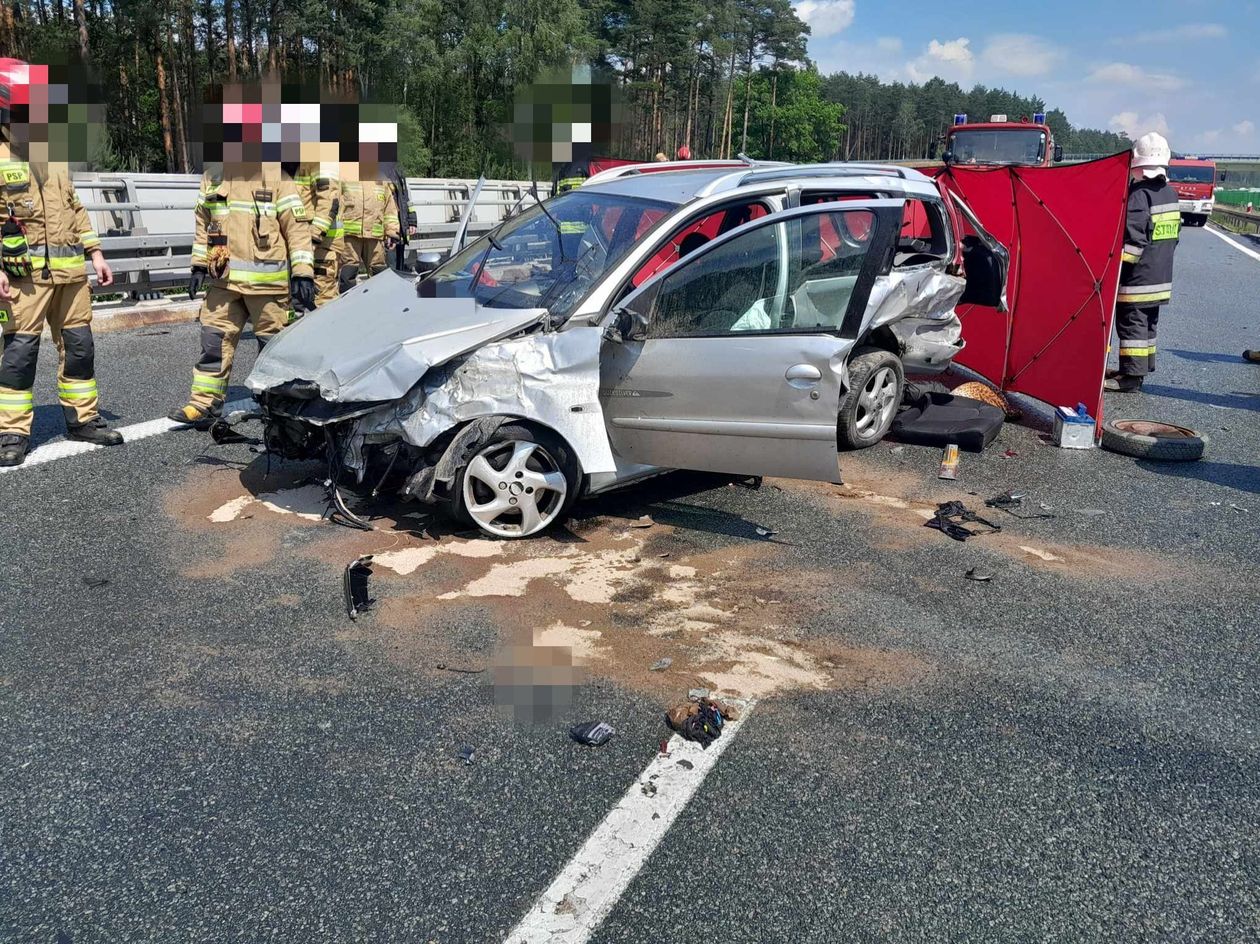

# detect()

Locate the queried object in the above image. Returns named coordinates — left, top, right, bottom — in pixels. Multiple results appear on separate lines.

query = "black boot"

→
left=1103, top=375, right=1144, bottom=393
left=67, top=416, right=124, bottom=446
left=0, top=433, right=29, bottom=466
left=1244, top=350, right=1260, bottom=364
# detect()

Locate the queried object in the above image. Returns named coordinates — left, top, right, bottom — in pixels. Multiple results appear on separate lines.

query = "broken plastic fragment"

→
left=570, top=721, right=616, bottom=747
left=629, top=515, right=655, bottom=529
left=457, top=744, right=476, bottom=765
left=343, top=555, right=373, bottom=620
left=965, top=568, right=993, bottom=582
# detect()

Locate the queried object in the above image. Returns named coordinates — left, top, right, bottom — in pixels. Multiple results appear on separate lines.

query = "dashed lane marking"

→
left=507, top=703, right=752, bottom=943
left=0, top=398, right=253, bottom=475
left=1206, top=224, right=1260, bottom=264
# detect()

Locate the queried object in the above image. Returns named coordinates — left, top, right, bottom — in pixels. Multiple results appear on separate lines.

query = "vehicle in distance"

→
left=942, top=113, right=1063, bottom=168
left=1168, top=157, right=1217, bottom=227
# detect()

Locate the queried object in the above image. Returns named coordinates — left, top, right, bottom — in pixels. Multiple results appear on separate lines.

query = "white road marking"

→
left=507, top=703, right=752, bottom=943
left=0, top=397, right=253, bottom=475
left=1206, top=224, right=1260, bottom=264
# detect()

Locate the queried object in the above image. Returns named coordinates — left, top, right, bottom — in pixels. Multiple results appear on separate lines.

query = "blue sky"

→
left=793, top=0, right=1258, bottom=153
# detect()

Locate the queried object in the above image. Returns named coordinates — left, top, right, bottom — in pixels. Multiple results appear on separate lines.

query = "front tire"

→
left=453, top=424, right=579, bottom=538
left=838, top=346, right=904, bottom=450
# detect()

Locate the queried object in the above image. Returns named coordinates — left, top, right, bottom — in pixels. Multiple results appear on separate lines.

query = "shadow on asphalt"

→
left=1165, top=348, right=1254, bottom=366
left=1141, top=383, right=1260, bottom=413
left=1137, top=458, right=1260, bottom=495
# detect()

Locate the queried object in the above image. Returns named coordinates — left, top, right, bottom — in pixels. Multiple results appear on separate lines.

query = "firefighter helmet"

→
left=1131, top=132, right=1171, bottom=179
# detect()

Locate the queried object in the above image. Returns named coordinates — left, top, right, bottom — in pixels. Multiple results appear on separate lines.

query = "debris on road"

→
left=570, top=721, right=616, bottom=747
left=755, top=526, right=777, bottom=538
left=925, top=501, right=1001, bottom=541
left=457, top=744, right=476, bottom=765
left=82, top=577, right=111, bottom=589
left=938, top=443, right=960, bottom=479
left=435, top=662, right=484, bottom=674
left=628, top=515, right=655, bottom=529
left=343, top=554, right=374, bottom=620
left=964, top=568, right=994, bottom=582
left=1020, top=545, right=1065, bottom=562
left=649, top=657, right=673, bottom=672
left=985, top=491, right=1056, bottom=520
left=664, top=697, right=734, bottom=749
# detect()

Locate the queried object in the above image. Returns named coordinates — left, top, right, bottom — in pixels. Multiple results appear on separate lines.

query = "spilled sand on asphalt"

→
left=164, top=460, right=931, bottom=702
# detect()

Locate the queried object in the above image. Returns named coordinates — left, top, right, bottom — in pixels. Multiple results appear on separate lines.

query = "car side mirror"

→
left=1053, top=144, right=1064, bottom=163
left=415, top=251, right=442, bottom=278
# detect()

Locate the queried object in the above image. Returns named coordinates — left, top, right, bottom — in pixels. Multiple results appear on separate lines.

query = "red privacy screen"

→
left=931, top=152, right=1131, bottom=421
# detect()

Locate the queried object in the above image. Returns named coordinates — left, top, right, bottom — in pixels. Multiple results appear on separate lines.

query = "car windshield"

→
left=1168, top=165, right=1215, bottom=184
left=421, top=191, right=674, bottom=318
left=948, top=129, right=1046, bottom=166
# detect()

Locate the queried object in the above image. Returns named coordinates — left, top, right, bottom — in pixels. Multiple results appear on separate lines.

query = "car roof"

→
left=581, top=162, right=943, bottom=204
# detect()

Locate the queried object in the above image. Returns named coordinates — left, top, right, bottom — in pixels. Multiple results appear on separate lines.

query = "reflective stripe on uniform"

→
left=58, top=378, right=98, bottom=400
left=192, top=244, right=208, bottom=261
left=1148, top=202, right=1180, bottom=215
left=344, top=221, right=363, bottom=235
left=312, top=216, right=331, bottom=230
left=276, top=195, right=304, bottom=215
left=290, top=250, right=315, bottom=266
left=29, top=243, right=86, bottom=270
left=557, top=177, right=584, bottom=192
left=558, top=221, right=587, bottom=234
left=191, top=371, right=228, bottom=395
left=1117, top=290, right=1172, bottom=303
left=1122, top=243, right=1144, bottom=264
left=226, top=258, right=289, bottom=285
left=0, top=390, right=35, bottom=411
left=370, top=224, right=385, bottom=237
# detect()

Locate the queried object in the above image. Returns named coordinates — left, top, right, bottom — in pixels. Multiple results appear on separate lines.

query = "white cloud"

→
left=794, top=0, right=854, bottom=39
left=1088, top=62, right=1186, bottom=91
left=1232, top=120, right=1256, bottom=137
left=980, top=34, right=1060, bottom=77
left=1108, top=111, right=1170, bottom=140
left=906, top=37, right=974, bottom=83
left=1125, top=23, right=1227, bottom=44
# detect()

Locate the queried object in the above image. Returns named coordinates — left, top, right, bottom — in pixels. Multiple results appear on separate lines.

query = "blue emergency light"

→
left=953, top=114, right=967, bottom=126
left=1033, top=112, right=1046, bottom=125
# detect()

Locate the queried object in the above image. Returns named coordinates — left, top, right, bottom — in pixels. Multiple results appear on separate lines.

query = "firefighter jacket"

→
left=1118, top=177, right=1179, bottom=306
left=0, top=160, right=99, bottom=285
left=341, top=179, right=400, bottom=240
left=191, top=170, right=314, bottom=296
left=293, top=164, right=344, bottom=261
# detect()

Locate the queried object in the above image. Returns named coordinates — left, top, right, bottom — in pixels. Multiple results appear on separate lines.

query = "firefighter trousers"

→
left=0, top=277, right=100, bottom=436
left=343, top=236, right=387, bottom=284
left=313, top=245, right=340, bottom=307
left=1116, top=303, right=1160, bottom=377
left=188, top=285, right=289, bottom=411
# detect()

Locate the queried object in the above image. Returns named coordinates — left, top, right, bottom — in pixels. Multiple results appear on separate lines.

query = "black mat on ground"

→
left=888, top=391, right=1004, bottom=452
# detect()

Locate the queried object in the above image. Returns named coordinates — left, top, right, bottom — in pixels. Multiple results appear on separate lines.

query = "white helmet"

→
left=1132, top=132, right=1170, bottom=178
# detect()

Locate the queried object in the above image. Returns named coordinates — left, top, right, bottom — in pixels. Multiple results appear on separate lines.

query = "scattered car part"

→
left=82, top=576, right=110, bottom=589
left=453, top=424, right=577, bottom=538
left=964, top=568, right=993, bottom=582
left=343, top=554, right=374, bottom=620
left=837, top=346, right=904, bottom=449
left=209, top=410, right=265, bottom=446
left=570, top=721, right=616, bottom=747
left=1053, top=403, right=1097, bottom=449
left=457, top=744, right=476, bottom=765
left=890, top=391, right=1005, bottom=452
left=629, top=515, right=654, bottom=529
left=985, top=491, right=1055, bottom=520
left=755, top=527, right=778, bottom=538
left=1100, top=420, right=1206, bottom=462
left=938, top=443, right=960, bottom=480
left=327, top=480, right=374, bottom=531
left=925, top=501, right=1002, bottom=541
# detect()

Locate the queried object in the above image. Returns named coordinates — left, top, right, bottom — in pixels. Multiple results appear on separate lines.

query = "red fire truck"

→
left=942, top=113, right=1063, bottom=168
left=1167, top=157, right=1216, bottom=227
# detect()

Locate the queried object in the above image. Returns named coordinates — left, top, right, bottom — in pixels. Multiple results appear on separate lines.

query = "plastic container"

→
left=1053, top=402, right=1096, bottom=449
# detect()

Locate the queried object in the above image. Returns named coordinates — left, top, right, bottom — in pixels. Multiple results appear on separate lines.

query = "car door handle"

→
left=785, top=364, right=822, bottom=383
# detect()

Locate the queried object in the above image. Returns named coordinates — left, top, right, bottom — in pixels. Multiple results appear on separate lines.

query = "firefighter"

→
left=292, top=161, right=342, bottom=308
left=1106, top=132, right=1180, bottom=393
left=168, top=105, right=314, bottom=428
left=339, top=177, right=399, bottom=290
left=0, top=60, right=123, bottom=467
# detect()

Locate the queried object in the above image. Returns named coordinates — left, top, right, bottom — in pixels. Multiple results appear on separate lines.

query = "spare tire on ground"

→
left=1100, top=419, right=1206, bottom=462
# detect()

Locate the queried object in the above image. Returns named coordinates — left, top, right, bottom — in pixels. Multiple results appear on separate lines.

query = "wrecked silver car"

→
left=248, top=163, right=1008, bottom=538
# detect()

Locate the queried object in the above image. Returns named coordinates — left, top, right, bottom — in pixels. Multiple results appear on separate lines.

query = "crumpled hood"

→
left=246, top=270, right=547, bottom=402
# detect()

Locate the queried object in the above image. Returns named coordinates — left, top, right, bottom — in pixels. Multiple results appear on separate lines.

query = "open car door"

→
left=599, top=200, right=903, bottom=482
left=943, top=190, right=1010, bottom=311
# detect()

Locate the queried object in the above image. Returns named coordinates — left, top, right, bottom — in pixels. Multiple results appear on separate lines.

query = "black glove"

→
left=188, top=265, right=207, bottom=300
left=385, top=235, right=400, bottom=251
left=291, top=276, right=316, bottom=312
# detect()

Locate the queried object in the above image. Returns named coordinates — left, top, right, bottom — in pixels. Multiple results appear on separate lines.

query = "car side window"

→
left=631, top=201, right=770, bottom=288
left=645, top=208, right=880, bottom=338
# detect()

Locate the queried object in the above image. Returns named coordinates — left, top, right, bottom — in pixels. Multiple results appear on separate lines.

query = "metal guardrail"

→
left=71, top=174, right=550, bottom=299
left=1213, top=205, right=1260, bottom=236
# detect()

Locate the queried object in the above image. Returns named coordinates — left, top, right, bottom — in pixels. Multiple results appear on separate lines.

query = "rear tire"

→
left=838, top=347, right=904, bottom=450
left=452, top=424, right=580, bottom=538
left=1100, top=419, right=1206, bottom=462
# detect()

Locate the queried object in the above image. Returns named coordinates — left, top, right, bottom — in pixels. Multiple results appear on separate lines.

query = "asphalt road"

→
left=2, top=227, right=1258, bottom=942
